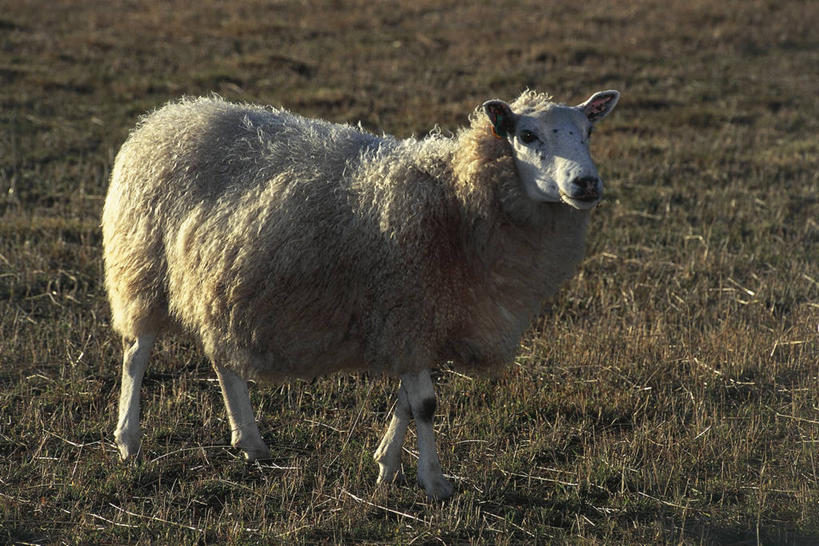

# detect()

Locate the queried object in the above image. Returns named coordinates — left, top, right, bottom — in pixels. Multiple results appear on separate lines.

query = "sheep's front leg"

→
left=373, top=382, right=411, bottom=484
left=212, top=364, right=270, bottom=461
left=402, top=369, right=454, bottom=500
left=114, top=334, right=156, bottom=460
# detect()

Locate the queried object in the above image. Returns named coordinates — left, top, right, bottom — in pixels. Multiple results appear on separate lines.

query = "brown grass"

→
left=1, top=0, right=817, bottom=543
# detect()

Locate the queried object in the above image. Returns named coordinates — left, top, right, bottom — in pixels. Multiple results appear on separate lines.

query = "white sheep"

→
left=102, top=88, right=619, bottom=500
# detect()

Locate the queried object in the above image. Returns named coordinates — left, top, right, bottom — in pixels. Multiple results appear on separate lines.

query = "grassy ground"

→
left=1, top=0, right=817, bottom=543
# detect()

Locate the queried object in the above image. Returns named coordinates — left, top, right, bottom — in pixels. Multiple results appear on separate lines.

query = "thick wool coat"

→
left=102, top=93, right=589, bottom=380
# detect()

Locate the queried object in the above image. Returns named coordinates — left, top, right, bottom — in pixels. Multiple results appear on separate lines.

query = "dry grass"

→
left=1, top=0, right=817, bottom=543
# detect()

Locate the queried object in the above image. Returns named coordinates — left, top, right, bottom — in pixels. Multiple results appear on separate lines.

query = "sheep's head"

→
left=483, top=90, right=619, bottom=210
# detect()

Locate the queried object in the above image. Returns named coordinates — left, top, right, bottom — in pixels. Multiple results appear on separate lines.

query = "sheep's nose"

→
left=571, top=176, right=602, bottom=201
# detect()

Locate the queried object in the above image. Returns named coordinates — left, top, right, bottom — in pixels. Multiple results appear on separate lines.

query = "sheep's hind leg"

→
left=373, top=383, right=411, bottom=485
left=402, top=368, right=454, bottom=500
left=114, top=334, right=156, bottom=460
left=212, top=364, right=270, bottom=461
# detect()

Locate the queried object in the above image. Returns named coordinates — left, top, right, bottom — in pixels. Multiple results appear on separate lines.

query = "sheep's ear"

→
left=578, top=90, right=620, bottom=123
left=482, top=100, right=515, bottom=139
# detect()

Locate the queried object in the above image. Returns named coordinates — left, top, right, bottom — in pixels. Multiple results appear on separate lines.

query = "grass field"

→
left=1, top=0, right=817, bottom=543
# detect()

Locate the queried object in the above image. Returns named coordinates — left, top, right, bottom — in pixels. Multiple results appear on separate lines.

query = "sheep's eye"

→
left=520, top=130, right=538, bottom=144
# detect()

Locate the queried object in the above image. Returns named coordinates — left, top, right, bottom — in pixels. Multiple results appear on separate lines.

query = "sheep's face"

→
left=484, top=90, right=619, bottom=210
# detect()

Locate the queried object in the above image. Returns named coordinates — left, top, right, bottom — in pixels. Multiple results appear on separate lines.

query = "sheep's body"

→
left=104, top=90, right=619, bottom=499
left=104, top=97, right=587, bottom=379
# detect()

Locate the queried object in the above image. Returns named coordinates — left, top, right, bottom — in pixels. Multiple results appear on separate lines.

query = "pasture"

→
left=1, top=0, right=817, bottom=543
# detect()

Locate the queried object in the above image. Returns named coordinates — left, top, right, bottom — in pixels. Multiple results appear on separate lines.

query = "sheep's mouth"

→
left=560, top=192, right=601, bottom=209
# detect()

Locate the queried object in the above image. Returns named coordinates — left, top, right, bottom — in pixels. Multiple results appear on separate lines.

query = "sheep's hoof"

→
left=114, top=430, right=141, bottom=460
left=375, top=462, right=406, bottom=485
left=239, top=443, right=271, bottom=462
left=418, top=473, right=454, bottom=501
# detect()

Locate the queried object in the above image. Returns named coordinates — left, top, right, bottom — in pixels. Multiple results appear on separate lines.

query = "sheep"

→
left=102, top=88, right=619, bottom=500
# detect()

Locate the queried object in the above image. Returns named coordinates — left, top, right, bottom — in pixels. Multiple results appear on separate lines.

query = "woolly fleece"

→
left=102, top=93, right=590, bottom=380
